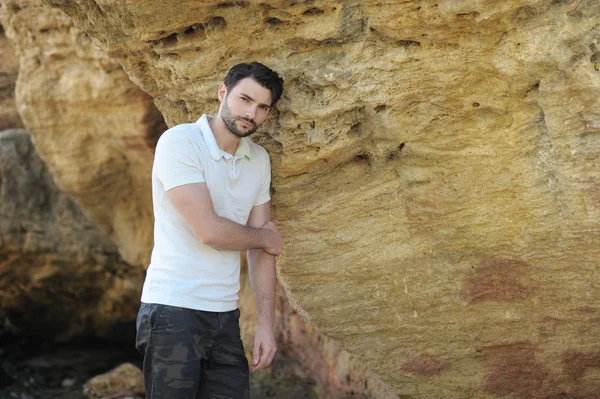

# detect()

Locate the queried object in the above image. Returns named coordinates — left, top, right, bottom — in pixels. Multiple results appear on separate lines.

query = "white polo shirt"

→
left=141, top=114, right=271, bottom=311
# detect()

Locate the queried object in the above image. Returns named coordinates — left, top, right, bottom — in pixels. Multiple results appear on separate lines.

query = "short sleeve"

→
left=153, top=127, right=205, bottom=191
left=254, top=151, right=271, bottom=206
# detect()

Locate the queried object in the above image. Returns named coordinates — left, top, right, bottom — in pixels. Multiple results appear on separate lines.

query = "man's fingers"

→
left=252, top=339, right=261, bottom=367
left=252, top=343, right=266, bottom=371
left=251, top=344, right=276, bottom=371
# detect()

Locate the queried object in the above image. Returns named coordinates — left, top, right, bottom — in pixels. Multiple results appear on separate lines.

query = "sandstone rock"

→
left=0, top=24, right=23, bottom=130
left=0, top=129, right=143, bottom=340
left=238, top=262, right=396, bottom=399
left=39, top=1, right=600, bottom=397
left=0, top=0, right=167, bottom=267
left=1, top=1, right=396, bottom=397
left=82, top=363, right=144, bottom=399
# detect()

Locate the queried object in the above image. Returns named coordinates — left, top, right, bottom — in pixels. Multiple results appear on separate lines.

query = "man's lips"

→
left=238, top=118, right=255, bottom=129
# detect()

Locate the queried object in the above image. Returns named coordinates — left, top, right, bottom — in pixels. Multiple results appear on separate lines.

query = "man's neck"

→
left=209, top=115, right=240, bottom=155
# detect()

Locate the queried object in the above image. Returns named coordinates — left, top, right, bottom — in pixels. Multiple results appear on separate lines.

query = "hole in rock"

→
left=456, top=11, right=480, bottom=18
left=160, top=33, right=178, bottom=46
left=216, top=1, right=249, bottom=8
left=303, top=7, right=324, bottom=16
left=355, top=153, right=371, bottom=166
left=591, top=52, right=600, bottom=71
left=375, top=104, right=388, bottom=113
left=207, top=16, right=227, bottom=30
left=398, top=40, right=421, bottom=47
left=184, top=24, right=202, bottom=35
left=265, top=17, right=282, bottom=25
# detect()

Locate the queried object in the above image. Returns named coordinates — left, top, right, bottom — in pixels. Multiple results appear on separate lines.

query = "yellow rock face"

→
left=9, top=0, right=600, bottom=397
left=1, top=0, right=166, bottom=266
left=1, top=1, right=395, bottom=396
left=0, top=129, right=143, bottom=340
left=0, top=27, right=23, bottom=129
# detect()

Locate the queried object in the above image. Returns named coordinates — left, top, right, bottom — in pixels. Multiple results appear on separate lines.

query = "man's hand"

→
left=251, top=324, right=277, bottom=372
left=262, top=220, right=282, bottom=255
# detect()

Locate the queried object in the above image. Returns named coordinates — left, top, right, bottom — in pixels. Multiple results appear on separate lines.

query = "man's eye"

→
left=241, top=97, right=249, bottom=102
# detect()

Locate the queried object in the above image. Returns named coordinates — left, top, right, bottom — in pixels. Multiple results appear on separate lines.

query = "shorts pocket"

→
left=148, top=304, right=167, bottom=332
left=135, top=303, right=152, bottom=354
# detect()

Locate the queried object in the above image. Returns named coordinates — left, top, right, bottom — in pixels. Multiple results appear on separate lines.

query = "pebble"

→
left=61, top=378, right=76, bottom=388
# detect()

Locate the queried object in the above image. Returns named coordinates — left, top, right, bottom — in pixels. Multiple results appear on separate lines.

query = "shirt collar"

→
left=197, top=114, right=251, bottom=161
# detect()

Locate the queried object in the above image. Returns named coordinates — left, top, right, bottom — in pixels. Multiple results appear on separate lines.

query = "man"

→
left=136, top=62, right=284, bottom=398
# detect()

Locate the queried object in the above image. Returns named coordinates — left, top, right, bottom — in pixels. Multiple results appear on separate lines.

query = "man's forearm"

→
left=167, top=183, right=280, bottom=253
left=201, top=215, right=270, bottom=251
left=247, top=248, right=276, bottom=327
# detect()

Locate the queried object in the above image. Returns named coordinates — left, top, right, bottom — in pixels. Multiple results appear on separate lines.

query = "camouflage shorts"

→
left=135, top=303, right=249, bottom=399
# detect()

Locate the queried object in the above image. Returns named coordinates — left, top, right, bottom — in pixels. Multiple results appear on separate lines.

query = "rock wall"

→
left=0, top=22, right=23, bottom=129
left=1, top=0, right=165, bottom=266
left=238, top=263, right=396, bottom=399
left=59, top=1, right=600, bottom=397
left=0, top=129, right=143, bottom=340
left=2, top=4, right=142, bottom=342
left=0, top=0, right=396, bottom=397
left=4, top=0, right=600, bottom=397
left=38, top=0, right=600, bottom=397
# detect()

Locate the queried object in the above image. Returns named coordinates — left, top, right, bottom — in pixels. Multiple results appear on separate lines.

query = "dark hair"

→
left=224, top=62, right=284, bottom=105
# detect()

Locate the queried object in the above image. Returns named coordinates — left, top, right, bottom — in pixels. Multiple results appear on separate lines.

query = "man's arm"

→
left=247, top=201, right=278, bottom=371
left=167, top=183, right=282, bottom=254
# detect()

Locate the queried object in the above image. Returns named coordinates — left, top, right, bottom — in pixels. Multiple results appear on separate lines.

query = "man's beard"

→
left=221, top=96, right=258, bottom=138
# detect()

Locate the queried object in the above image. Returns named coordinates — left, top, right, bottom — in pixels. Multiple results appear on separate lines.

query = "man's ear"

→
left=217, top=84, right=227, bottom=102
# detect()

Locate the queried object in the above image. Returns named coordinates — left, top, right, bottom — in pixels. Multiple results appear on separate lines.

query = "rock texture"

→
left=0, top=23, right=23, bottom=129
left=0, top=129, right=143, bottom=340
left=0, top=1, right=395, bottom=397
left=0, top=0, right=166, bottom=266
left=82, top=363, right=144, bottom=399
left=5, top=0, right=600, bottom=397
left=238, top=263, right=396, bottom=399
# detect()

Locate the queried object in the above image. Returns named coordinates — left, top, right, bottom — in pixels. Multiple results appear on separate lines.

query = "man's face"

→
left=218, top=77, right=273, bottom=138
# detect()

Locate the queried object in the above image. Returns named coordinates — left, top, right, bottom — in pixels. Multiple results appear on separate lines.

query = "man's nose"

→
left=245, top=105, right=257, bottom=120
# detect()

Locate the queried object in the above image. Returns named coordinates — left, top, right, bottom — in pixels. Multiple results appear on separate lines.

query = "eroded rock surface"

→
left=82, top=363, right=144, bottom=399
left=0, top=0, right=166, bottom=266
left=0, top=23, right=23, bottom=130
left=0, top=129, right=143, bottom=340
left=0, top=1, right=395, bottom=397
left=6, top=0, right=600, bottom=397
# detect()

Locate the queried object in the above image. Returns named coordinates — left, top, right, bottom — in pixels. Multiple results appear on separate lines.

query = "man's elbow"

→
left=192, top=215, right=221, bottom=248
left=194, top=230, right=219, bottom=248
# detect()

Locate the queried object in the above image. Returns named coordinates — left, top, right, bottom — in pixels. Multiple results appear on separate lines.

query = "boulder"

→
left=0, top=1, right=395, bottom=396
left=37, top=1, right=600, bottom=397
left=0, top=24, right=23, bottom=129
left=0, top=129, right=143, bottom=340
left=1, top=0, right=166, bottom=266
left=82, top=363, right=144, bottom=399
